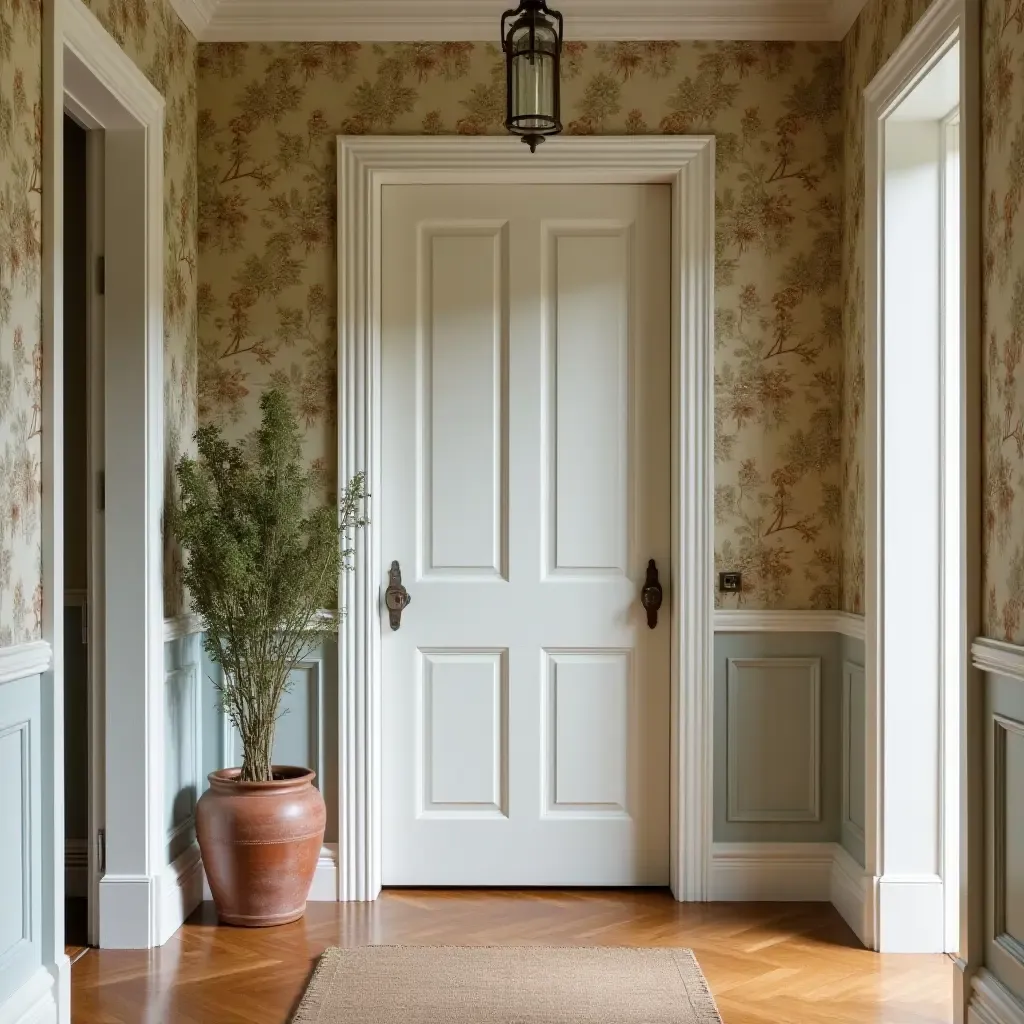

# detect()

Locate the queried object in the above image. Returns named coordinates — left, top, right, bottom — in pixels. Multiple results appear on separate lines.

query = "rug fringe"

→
left=290, top=948, right=342, bottom=1024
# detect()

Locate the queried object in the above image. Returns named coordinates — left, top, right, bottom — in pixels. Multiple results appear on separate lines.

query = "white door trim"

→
left=44, top=0, right=166, bottom=967
left=862, top=0, right=981, bottom=971
left=336, top=135, right=716, bottom=902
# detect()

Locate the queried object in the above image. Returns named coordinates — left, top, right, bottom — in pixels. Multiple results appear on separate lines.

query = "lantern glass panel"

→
left=510, top=21, right=558, bottom=130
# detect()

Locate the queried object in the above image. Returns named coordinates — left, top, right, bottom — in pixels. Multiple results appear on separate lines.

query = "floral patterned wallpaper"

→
left=0, top=0, right=42, bottom=647
left=198, top=40, right=844, bottom=610
left=838, top=0, right=935, bottom=615
left=81, top=0, right=198, bottom=616
left=982, top=0, right=1024, bottom=641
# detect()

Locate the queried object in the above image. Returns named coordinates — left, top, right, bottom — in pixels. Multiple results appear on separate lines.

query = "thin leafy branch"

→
left=172, top=388, right=367, bottom=782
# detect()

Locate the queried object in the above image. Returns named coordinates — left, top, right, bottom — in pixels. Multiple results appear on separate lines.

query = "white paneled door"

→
left=381, top=184, right=671, bottom=886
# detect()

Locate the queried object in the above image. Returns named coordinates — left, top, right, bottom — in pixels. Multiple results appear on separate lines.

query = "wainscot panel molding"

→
left=974, top=639, right=1024, bottom=684
left=726, top=657, right=821, bottom=824
left=841, top=660, right=867, bottom=864
left=0, top=642, right=53, bottom=687
left=714, top=610, right=866, bottom=640
left=969, top=969, right=1024, bottom=1024
left=163, top=614, right=204, bottom=644
left=0, top=967, right=57, bottom=1024
left=709, top=842, right=835, bottom=901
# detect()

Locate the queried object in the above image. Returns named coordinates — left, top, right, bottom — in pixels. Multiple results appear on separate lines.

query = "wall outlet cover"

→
left=720, top=571, right=742, bottom=593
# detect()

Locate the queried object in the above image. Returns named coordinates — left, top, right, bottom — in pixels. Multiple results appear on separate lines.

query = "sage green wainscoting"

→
left=164, top=633, right=203, bottom=866
left=714, top=633, right=848, bottom=845
left=839, top=635, right=866, bottom=867
left=983, top=666, right=1024, bottom=1005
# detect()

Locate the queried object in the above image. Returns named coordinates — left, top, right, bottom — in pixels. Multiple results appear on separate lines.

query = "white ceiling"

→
left=168, top=0, right=871, bottom=43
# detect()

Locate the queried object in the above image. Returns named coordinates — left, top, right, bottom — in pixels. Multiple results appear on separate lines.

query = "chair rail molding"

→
left=972, top=638, right=1024, bottom=683
left=163, top=614, right=205, bottom=644
left=0, top=642, right=53, bottom=687
left=337, top=135, right=715, bottom=903
left=714, top=609, right=865, bottom=640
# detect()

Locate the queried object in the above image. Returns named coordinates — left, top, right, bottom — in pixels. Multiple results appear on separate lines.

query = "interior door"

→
left=381, top=183, right=671, bottom=886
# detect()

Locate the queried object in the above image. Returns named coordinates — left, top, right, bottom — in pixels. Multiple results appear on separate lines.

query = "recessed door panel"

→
left=420, top=225, right=508, bottom=579
left=546, top=227, right=630, bottom=577
left=544, top=651, right=630, bottom=817
left=420, top=651, right=507, bottom=817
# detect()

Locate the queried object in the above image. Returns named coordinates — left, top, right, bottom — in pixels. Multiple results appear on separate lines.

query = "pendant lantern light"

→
left=501, top=0, right=564, bottom=153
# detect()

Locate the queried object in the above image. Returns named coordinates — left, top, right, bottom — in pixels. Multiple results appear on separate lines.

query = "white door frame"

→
left=43, top=0, right=166, bottom=959
left=336, top=136, right=716, bottom=902
left=863, top=0, right=981, bottom=964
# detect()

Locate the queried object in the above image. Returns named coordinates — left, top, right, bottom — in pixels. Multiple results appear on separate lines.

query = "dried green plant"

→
left=173, top=388, right=367, bottom=782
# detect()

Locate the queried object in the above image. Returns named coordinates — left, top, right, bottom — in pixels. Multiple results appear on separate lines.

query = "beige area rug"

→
left=291, top=945, right=723, bottom=1023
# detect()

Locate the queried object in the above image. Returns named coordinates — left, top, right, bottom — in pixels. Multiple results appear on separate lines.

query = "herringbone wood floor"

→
left=70, top=891, right=953, bottom=1023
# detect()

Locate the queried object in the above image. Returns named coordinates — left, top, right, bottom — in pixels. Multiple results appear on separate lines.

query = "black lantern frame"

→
left=501, top=0, right=564, bottom=153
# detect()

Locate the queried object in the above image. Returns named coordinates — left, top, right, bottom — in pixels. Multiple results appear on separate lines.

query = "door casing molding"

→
left=43, top=0, right=166, bottom=970
left=862, top=0, right=981, bottom=974
left=336, top=135, right=716, bottom=902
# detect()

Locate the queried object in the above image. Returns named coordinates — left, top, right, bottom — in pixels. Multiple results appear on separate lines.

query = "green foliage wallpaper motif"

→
left=197, top=39, right=844, bottom=610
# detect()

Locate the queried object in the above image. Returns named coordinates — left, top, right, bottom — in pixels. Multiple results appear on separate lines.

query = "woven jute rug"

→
left=291, top=945, right=723, bottom=1023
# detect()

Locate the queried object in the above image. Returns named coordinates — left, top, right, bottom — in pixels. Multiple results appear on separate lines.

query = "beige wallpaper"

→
left=80, top=0, right=198, bottom=616
left=982, top=0, right=1024, bottom=641
left=838, top=0, right=935, bottom=616
left=198, top=40, right=844, bottom=610
left=0, top=0, right=42, bottom=646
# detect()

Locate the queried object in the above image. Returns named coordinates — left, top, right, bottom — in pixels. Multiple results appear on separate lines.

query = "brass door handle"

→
left=385, top=560, right=411, bottom=630
left=641, top=559, right=663, bottom=629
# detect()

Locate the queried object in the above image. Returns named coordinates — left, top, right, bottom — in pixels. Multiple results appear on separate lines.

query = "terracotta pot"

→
left=196, top=766, right=326, bottom=927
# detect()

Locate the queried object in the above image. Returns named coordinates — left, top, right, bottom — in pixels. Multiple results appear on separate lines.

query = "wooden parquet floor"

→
left=70, top=891, right=953, bottom=1024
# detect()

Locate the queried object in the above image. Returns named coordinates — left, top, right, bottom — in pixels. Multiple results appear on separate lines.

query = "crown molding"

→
left=830, top=0, right=869, bottom=39
left=167, top=0, right=219, bottom=39
left=194, top=0, right=861, bottom=43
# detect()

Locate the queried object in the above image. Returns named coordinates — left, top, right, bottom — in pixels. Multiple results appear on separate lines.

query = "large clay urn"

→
left=196, top=766, right=326, bottom=927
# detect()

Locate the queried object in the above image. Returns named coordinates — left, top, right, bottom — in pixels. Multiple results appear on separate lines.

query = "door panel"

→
left=382, top=184, right=670, bottom=886
left=420, top=224, right=508, bottom=579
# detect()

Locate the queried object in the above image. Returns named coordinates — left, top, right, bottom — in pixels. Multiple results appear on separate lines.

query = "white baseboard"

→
left=308, top=844, right=339, bottom=900
left=830, top=845, right=871, bottom=946
left=158, top=843, right=204, bottom=944
left=97, top=872, right=159, bottom=949
left=200, top=843, right=339, bottom=903
left=65, top=839, right=88, bottom=900
left=0, top=967, right=57, bottom=1024
left=969, top=970, right=1024, bottom=1024
left=710, top=842, right=836, bottom=901
left=876, top=873, right=945, bottom=953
